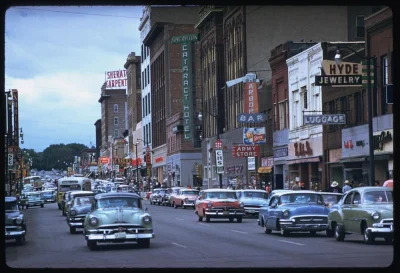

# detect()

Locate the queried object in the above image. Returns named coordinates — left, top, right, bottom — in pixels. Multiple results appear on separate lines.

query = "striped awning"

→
left=258, top=166, right=273, bottom=173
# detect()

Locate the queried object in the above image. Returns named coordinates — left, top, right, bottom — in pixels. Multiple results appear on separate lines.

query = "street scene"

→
left=4, top=5, right=394, bottom=268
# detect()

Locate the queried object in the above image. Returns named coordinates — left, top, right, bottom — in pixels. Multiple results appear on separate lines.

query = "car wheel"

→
left=205, top=215, right=211, bottom=222
left=310, top=231, right=317, bottom=236
left=280, top=229, right=290, bottom=237
left=229, top=217, right=234, bottom=222
left=182, top=205, right=186, bottom=209
left=16, top=235, right=25, bottom=245
left=41, top=204, right=44, bottom=208
left=150, top=201, right=153, bottom=205
left=335, top=224, right=345, bottom=241
left=236, top=216, right=243, bottom=223
left=198, top=215, right=203, bottom=222
left=87, top=240, right=97, bottom=251
left=363, top=225, right=375, bottom=245
left=62, top=209, right=66, bottom=216
left=137, top=238, right=150, bottom=248
left=326, top=229, right=334, bottom=237
left=70, top=227, right=76, bottom=234
left=264, top=224, right=272, bottom=234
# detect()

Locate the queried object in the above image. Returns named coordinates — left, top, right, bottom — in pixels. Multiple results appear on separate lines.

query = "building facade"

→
left=94, top=119, right=101, bottom=161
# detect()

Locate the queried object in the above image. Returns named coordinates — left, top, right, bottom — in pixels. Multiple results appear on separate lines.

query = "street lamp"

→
left=198, top=110, right=223, bottom=189
left=334, top=46, right=375, bottom=186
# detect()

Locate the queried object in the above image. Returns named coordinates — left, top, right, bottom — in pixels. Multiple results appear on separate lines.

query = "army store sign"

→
left=315, top=60, right=362, bottom=87
left=304, top=114, right=346, bottom=125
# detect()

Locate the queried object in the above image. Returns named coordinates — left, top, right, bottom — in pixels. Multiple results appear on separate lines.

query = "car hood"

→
left=5, top=211, right=22, bottom=224
left=91, top=208, right=147, bottom=224
left=362, top=204, right=393, bottom=217
left=239, top=197, right=269, bottom=206
left=207, top=198, right=240, bottom=206
left=281, top=205, right=330, bottom=216
left=72, top=205, right=92, bottom=215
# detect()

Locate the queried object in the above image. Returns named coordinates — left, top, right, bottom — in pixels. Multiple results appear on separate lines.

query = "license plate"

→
left=223, top=211, right=229, bottom=215
left=115, top=232, right=126, bottom=239
left=74, top=218, right=82, bottom=221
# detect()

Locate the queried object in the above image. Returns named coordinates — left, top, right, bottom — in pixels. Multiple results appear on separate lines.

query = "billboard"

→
left=243, top=127, right=266, bottom=145
left=303, top=114, right=346, bottom=125
left=105, top=70, right=127, bottom=89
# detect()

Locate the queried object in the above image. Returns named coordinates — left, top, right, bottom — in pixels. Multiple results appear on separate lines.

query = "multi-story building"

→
left=94, top=119, right=101, bottom=160
left=140, top=6, right=201, bottom=186
left=268, top=41, right=316, bottom=189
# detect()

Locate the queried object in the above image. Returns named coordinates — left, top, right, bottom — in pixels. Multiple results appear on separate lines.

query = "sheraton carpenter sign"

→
left=304, top=114, right=346, bottom=125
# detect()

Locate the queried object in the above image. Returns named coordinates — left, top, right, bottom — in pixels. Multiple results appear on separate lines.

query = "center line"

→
left=230, top=229, right=248, bottom=234
left=172, top=242, right=187, bottom=248
left=198, top=223, right=210, bottom=226
left=175, top=218, right=184, bottom=221
left=278, top=240, right=305, bottom=246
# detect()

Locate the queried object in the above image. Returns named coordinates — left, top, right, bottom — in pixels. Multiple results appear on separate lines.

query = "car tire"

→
left=26, top=205, right=29, bottom=209
left=205, top=215, right=211, bottom=223
left=335, top=224, right=345, bottom=241
left=137, top=238, right=150, bottom=248
left=326, top=229, right=334, bottom=237
left=264, top=224, right=272, bottom=234
left=198, top=215, right=203, bottom=222
left=182, top=205, right=186, bottom=209
left=363, top=225, right=375, bottom=245
left=62, top=209, right=66, bottom=216
left=310, top=231, right=317, bottom=236
left=280, top=229, right=290, bottom=237
left=16, top=235, right=25, bottom=245
left=87, top=240, right=97, bottom=251
left=41, top=204, right=44, bottom=208
left=70, top=227, right=76, bottom=234
left=229, top=217, right=234, bottom=222
left=236, top=216, right=243, bottom=223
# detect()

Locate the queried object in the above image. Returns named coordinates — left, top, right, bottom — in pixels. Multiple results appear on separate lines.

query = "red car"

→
left=171, top=189, right=199, bottom=209
left=195, top=189, right=245, bottom=223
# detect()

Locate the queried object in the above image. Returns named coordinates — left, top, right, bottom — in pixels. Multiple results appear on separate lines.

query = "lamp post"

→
left=198, top=111, right=223, bottom=189
left=334, top=46, right=376, bottom=186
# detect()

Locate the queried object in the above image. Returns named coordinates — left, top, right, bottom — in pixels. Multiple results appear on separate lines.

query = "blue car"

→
left=236, top=189, right=269, bottom=216
left=258, top=190, right=330, bottom=237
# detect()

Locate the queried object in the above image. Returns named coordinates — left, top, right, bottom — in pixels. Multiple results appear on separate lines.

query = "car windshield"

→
left=28, top=193, right=41, bottom=198
left=205, top=191, right=237, bottom=199
left=97, top=197, right=140, bottom=209
left=321, top=194, right=342, bottom=204
left=280, top=193, right=324, bottom=205
left=363, top=191, right=393, bottom=204
left=181, top=190, right=199, bottom=195
left=242, top=191, right=268, bottom=199
left=5, top=201, right=18, bottom=211
left=74, top=196, right=93, bottom=206
left=43, top=193, right=53, bottom=197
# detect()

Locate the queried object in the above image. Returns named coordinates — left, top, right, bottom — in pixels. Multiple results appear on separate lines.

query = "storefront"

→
left=325, top=148, right=344, bottom=189
left=273, top=146, right=288, bottom=189
left=258, top=157, right=273, bottom=189
left=152, top=144, right=167, bottom=184
left=167, top=152, right=202, bottom=188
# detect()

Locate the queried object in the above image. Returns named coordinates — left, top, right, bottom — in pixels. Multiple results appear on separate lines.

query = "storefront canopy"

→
left=258, top=166, right=272, bottom=173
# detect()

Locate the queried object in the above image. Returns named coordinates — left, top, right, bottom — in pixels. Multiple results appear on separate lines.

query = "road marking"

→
left=175, top=218, right=184, bottom=221
left=172, top=242, right=187, bottom=248
left=230, top=229, right=248, bottom=234
left=278, top=240, right=305, bottom=246
left=198, top=223, right=210, bottom=227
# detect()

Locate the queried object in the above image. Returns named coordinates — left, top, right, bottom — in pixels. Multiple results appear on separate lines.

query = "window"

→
left=356, top=15, right=365, bottom=38
left=292, top=90, right=299, bottom=129
left=142, top=98, right=145, bottom=117
left=311, top=84, right=320, bottom=111
left=114, top=129, right=119, bottom=137
left=343, top=192, right=353, bottom=204
left=147, top=64, right=150, bottom=84
left=353, top=192, right=361, bottom=204
left=278, top=101, right=286, bottom=130
left=381, top=55, right=389, bottom=114
left=141, top=45, right=144, bottom=63
left=113, top=104, right=118, bottom=113
left=144, top=68, right=147, bottom=87
left=114, top=117, right=119, bottom=125
left=141, top=71, right=144, bottom=89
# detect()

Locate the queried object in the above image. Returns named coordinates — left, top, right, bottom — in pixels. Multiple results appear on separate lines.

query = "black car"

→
left=67, top=196, right=95, bottom=234
left=5, top=197, right=27, bottom=245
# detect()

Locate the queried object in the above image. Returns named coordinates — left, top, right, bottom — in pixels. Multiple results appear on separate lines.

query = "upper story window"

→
left=114, top=129, right=119, bottom=137
left=114, top=117, right=119, bottom=125
left=356, top=15, right=365, bottom=38
left=114, top=104, right=118, bottom=113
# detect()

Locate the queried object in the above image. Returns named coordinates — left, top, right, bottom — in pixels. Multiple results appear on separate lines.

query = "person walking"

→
left=327, top=181, right=342, bottom=193
left=342, top=180, right=352, bottom=194
left=292, top=181, right=301, bottom=190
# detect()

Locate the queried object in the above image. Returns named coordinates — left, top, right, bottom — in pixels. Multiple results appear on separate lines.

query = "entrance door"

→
left=275, top=174, right=283, bottom=189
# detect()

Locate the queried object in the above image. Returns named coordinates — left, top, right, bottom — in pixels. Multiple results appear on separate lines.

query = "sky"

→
left=5, top=6, right=143, bottom=152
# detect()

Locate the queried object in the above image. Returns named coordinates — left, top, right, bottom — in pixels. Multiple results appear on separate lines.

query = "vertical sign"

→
left=248, top=156, right=256, bottom=171
left=12, top=90, right=19, bottom=146
left=244, top=82, right=259, bottom=113
left=215, top=150, right=224, bottom=174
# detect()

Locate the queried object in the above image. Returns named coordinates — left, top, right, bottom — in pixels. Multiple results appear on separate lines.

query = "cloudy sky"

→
left=5, top=6, right=143, bottom=152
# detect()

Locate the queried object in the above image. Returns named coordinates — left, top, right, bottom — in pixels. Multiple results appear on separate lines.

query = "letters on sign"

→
left=215, top=150, right=224, bottom=167
left=237, top=113, right=266, bottom=123
left=274, top=147, right=288, bottom=158
left=294, top=141, right=313, bottom=157
left=244, top=82, right=259, bottom=113
left=303, top=114, right=346, bottom=125
left=315, top=75, right=361, bottom=86
left=226, top=165, right=243, bottom=174
left=232, top=145, right=260, bottom=157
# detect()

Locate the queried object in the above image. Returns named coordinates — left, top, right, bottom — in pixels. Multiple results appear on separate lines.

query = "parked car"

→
left=83, top=192, right=154, bottom=250
left=328, top=187, right=393, bottom=244
left=25, top=192, right=45, bottom=209
left=236, top=189, right=269, bottom=216
left=167, top=187, right=185, bottom=206
left=195, top=189, right=245, bottom=223
left=67, top=195, right=95, bottom=234
left=64, top=191, right=95, bottom=217
left=149, top=188, right=168, bottom=205
left=171, top=189, right=199, bottom=209
left=258, top=190, right=330, bottom=236
left=5, top=197, right=27, bottom=245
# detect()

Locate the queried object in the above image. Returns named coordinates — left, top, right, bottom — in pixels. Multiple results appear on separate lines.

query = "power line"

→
left=14, top=7, right=141, bottom=19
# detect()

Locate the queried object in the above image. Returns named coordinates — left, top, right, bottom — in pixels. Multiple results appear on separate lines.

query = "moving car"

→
left=328, top=187, right=393, bottom=244
left=195, top=189, right=245, bottom=223
left=5, top=197, right=27, bottom=245
left=149, top=188, right=166, bottom=205
left=25, top=192, right=45, bottom=209
left=258, top=191, right=330, bottom=236
left=171, top=189, right=199, bottom=209
left=41, top=190, right=56, bottom=203
left=83, top=192, right=154, bottom=250
left=67, top=195, right=95, bottom=234
left=167, top=187, right=185, bottom=206
left=64, top=191, right=95, bottom=217
left=236, top=189, right=269, bottom=216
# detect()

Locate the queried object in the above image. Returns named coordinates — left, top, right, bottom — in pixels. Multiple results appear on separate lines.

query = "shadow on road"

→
left=87, top=242, right=165, bottom=251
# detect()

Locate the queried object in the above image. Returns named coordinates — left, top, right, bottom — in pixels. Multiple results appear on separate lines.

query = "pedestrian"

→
left=342, top=180, right=352, bottom=194
left=328, top=181, right=342, bottom=193
left=292, top=181, right=301, bottom=190
left=300, top=182, right=306, bottom=190
left=374, top=181, right=380, bottom=186
left=265, top=183, right=271, bottom=194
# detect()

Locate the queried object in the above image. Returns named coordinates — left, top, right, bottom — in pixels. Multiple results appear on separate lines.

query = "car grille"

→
left=293, top=216, right=328, bottom=224
left=6, top=225, right=22, bottom=232
left=94, top=225, right=150, bottom=235
left=380, top=218, right=393, bottom=228
left=210, top=206, right=240, bottom=212
left=244, top=205, right=262, bottom=208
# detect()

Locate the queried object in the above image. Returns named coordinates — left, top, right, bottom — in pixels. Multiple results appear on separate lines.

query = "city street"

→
left=6, top=200, right=393, bottom=268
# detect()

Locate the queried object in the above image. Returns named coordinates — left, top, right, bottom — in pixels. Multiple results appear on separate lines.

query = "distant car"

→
left=171, top=189, right=199, bottom=209
left=5, top=197, right=27, bottom=245
left=167, top=187, right=185, bottom=206
left=328, top=187, right=393, bottom=244
left=64, top=191, right=95, bottom=217
left=236, top=189, right=269, bottom=216
left=258, top=191, right=330, bottom=236
left=149, top=188, right=164, bottom=205
left=67, top=195, right=95, bottom=234
left=41, top=190, right=56, bottom=203
left=25, top=192, right=44, bottom=209
left=83, top=192, right=154, bottom=250
left=195, top=189, right=245, bottom=223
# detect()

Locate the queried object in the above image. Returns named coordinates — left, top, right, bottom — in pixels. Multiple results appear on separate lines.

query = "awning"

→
left=338, top=157, right=366, bottom=163
left=258, top=166, right=273, bottom=173
left=286, top=156, right=320, bottom=165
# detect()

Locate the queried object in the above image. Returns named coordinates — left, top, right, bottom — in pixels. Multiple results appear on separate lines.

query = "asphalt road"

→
left=6, top=200, right=394, bottom=268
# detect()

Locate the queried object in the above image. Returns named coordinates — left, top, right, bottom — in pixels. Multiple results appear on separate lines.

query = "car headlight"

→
left=207, top=202, right=212, bottom=208
left=371, top=211, right=380, bottom=220
left=240, top=202, right=244, bottom=208
left=15, top=218, right=23, bottom=225
left=89, top=217, right=98, bottom=226
left=142, top=216, right=152, bottom=225
left=70, top=210, right=77, bottom=216
left=283, top=210, right=290, bottom=218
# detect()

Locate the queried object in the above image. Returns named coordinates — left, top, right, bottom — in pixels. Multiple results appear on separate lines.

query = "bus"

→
left=23, top=176, right=43, bottom=191
left=57, top=177, right=91, bottom=210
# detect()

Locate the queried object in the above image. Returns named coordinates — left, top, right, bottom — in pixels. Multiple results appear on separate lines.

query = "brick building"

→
left=141, top=6, right=201, bottom=186
left=94, top=119, right=101, bottom=160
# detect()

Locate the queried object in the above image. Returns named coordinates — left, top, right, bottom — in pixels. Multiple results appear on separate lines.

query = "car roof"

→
left=70, top=191, right=95, bottom=196
left=95, top=192, right=141, bottom=200
left=236, top=189, right=268, bottom=193
left=275, top=190, right=321, bottom=196
left=347, top=186, right=392, bottom=194
left=5, top=197, right=17, bottom=202
left=203, top=189, right=236, bottom=192
left=171, top=187, right=185, bottom=189
left=180, top=189, right=199, bottom=192
left=319, top=192, right=343, bottom=196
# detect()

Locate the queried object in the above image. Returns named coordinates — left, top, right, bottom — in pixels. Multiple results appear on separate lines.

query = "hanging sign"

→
left=315, top=60, right=362, bottom=87
left=303, top=114, right=346, bottom=125
left=248, top=157, right=256, bottom=171
left=244, top=82, right=259, bottom=113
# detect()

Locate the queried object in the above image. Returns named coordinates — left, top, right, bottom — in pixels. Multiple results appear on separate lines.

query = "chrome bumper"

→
left=205, top=211, right=244, bottom=216
left=280, top=219, right=328, bottom=231
left=69, top=222, right=83, bottom=227
left=5, top=230, right=26, bottom=237
left=86, top=233, right=154, bottom=241
left=183, top=202, right=195, bottom=206
left=366, top=222, right=394, bottom=235
left=244, top=207, right=261, bottom=214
